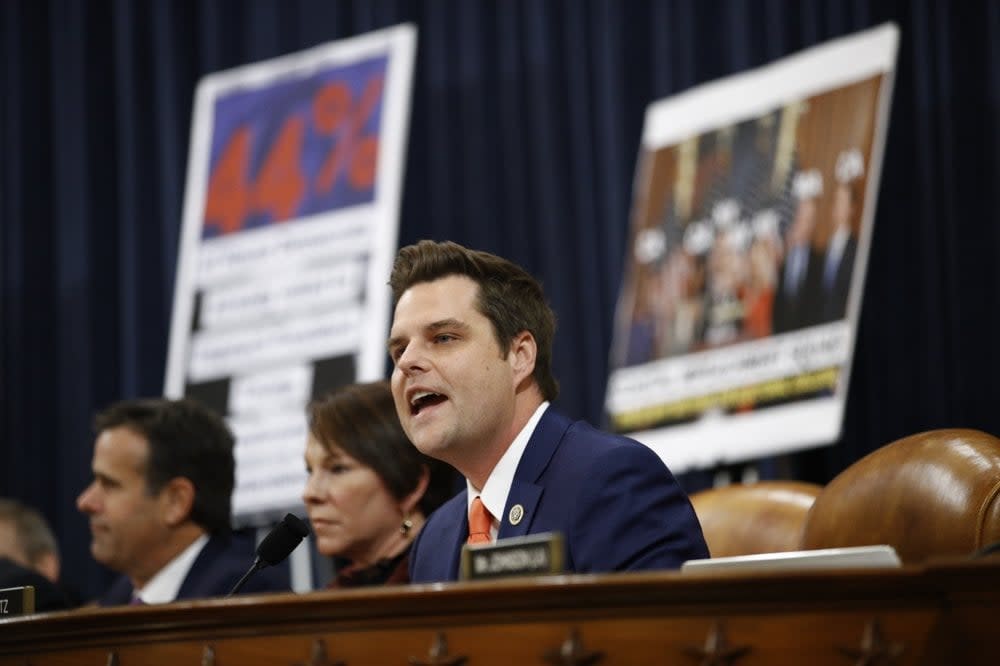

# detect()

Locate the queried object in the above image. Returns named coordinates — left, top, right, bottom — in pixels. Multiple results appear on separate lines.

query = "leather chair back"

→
left=801, top=429, right=1000, bottom=563
left=690, top=481, right=822, bottom=558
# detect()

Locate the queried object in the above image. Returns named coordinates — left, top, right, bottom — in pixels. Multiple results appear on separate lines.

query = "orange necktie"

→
left=467, top=496, right=493, bottom=545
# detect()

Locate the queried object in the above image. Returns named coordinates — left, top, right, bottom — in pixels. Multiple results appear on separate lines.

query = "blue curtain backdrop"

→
left=2, top=1, right=997, bottom=601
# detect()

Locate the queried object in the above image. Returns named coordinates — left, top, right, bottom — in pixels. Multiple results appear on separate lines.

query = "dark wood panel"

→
left=1, top=558, right=996, bottom=666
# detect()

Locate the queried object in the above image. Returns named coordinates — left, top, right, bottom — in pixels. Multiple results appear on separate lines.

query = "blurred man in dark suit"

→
left=819, top=150, right=864, bottom=323
left=0, top=498, right=75, bottom=611
left=77, top=398, right=289, bottom=605
left=772, top=169, right=824, bottom=333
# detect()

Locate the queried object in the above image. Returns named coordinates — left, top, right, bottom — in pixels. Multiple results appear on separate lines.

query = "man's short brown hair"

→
left=389, top=240, right=559, bottom=401
left=94, top=398, right=235, bottom=534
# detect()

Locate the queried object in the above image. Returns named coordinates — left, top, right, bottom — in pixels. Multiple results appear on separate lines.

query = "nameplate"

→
left=0, top=586, right=36, bottom=616
left=460, top=532, right=565, bottom=581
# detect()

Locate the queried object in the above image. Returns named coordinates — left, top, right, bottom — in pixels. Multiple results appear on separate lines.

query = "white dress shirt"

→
left=132, top=533, right=209, bottom=604
left=466, top=402, right=550, bottom=541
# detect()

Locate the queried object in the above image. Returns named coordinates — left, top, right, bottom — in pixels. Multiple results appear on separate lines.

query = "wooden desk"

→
left=1, top=558, right=996, bottom=665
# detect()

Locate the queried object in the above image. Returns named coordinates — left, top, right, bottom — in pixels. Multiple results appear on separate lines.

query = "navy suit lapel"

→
left=100, top=576, right=135, bottom=606
left=498, top=481, right=542, bottom=539
left=176, top=534, right=222, bottom=600
left=445, top=491, right=469, bottom=580
left=497, top=408, right=571, bottom=539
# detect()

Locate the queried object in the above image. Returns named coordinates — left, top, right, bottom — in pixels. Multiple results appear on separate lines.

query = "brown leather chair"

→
left=801, top=429, right=1000, bottom=563
left=690, top=481, right=823, bottom=558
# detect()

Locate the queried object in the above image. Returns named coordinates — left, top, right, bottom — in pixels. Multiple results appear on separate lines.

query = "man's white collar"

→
left=132, top=533, right=209, bottom=604
left=467, top=402, right=550, bottom=540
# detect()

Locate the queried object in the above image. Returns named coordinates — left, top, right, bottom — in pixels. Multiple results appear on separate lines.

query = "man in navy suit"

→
left=772, top=171, right=825, bottom=334
left=819, top=164, right=863, bottom=324
left=77, top=399, right=288, bottom=605
left=387, top=241, right=708, bottom=583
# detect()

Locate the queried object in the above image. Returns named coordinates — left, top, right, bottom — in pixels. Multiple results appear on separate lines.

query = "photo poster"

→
left=605, top=24, right=899, bottom=472
left=165, top=25, right=417, bottom=524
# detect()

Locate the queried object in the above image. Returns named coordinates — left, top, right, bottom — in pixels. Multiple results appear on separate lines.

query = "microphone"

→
left=228, top=513, right=310, bottom=596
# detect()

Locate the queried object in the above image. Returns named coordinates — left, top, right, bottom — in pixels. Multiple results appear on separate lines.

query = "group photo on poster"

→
left=606, top=25, right=898, bottom=470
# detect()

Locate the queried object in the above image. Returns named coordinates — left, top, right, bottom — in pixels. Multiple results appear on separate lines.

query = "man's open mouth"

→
left=410, top=391, right=446, bottom=415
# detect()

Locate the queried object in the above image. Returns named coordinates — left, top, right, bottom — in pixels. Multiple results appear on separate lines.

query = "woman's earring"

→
left=400, top=516, right=413, bottom=536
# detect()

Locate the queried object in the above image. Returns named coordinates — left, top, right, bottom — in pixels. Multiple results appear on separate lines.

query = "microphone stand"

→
left=228, top=556, right=264, bottom=597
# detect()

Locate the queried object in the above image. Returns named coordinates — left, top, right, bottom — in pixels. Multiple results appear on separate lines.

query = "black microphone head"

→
left=256, top=513, right=310, bottom=567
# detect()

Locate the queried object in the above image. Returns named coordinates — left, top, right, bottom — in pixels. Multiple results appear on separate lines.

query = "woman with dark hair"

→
left=303, top=381, right=455, bottom=587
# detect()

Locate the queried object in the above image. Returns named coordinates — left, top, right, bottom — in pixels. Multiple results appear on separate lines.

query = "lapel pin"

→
left=508, top=503, right=524, bottom=526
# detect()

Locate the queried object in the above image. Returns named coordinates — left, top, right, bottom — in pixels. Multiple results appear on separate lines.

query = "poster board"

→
left=606, top=24, right=899, bottom=471
left=166, top=25, right=416, bottom=523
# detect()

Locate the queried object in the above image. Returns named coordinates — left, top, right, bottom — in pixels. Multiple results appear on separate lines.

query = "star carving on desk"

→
left=542, top=628, right=605, bottom=665
left=837, top=619, right=905, bottom=666
left=682, top=620, right=751, bottom=666
left=408, top=632, right=467, bottom=666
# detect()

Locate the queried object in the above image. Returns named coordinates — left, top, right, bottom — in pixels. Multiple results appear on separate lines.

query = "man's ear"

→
left=508, top=330, right=538, bottom=386
left=160, top=477, right=196, bottom=527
